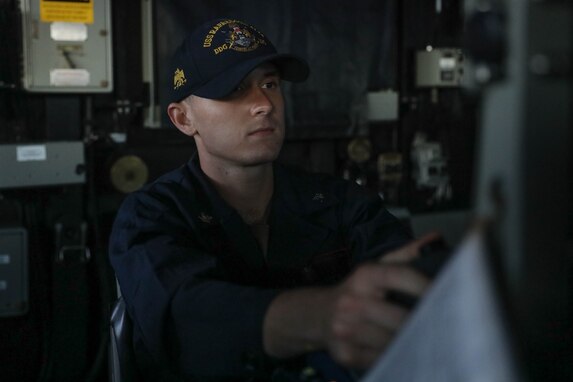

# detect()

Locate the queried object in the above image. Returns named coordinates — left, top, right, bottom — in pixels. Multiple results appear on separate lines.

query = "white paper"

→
left=361, top=232, right=520, bottom=382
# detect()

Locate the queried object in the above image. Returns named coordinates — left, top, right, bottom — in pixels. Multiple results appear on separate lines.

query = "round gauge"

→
left=347, top=138, right=372, bottom=164
left=110, top=155, right=149, bottom=193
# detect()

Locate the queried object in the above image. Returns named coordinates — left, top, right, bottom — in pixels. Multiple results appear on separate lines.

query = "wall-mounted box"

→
left=20, top=0, right=113, bottom=92
left=367, top=90, right=399, bottom=121
left=416, top=48, right=464, bottom=88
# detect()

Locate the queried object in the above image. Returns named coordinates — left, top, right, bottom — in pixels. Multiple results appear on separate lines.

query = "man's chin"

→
left=241, top=151, right=281, bottom=167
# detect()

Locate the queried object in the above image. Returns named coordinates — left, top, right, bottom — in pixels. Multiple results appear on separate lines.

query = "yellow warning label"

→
left=40, top=0, right=94, bottom=24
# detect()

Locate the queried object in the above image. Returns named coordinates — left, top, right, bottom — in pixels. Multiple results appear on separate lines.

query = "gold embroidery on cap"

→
left=227, top=23, right=259, bottom=52
left=173, top=68, right=187, bottom=90
left=203, top=19, right=236, bottom=48
left=203, top=20, right=267, bottom=55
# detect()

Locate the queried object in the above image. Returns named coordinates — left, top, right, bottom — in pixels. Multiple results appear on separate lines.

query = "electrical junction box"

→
left=20, top=0, right=113, bottom=92
left=416, top=47, right=464, bottom=87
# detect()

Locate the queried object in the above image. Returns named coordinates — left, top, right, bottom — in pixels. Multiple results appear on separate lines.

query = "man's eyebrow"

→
left=262, top=69, right=280, bottom=78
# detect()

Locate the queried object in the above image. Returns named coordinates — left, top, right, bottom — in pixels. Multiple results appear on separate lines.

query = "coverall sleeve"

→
left=109, top=191, right=280, bottom=379
left=341, top=181, right=413, bottom=263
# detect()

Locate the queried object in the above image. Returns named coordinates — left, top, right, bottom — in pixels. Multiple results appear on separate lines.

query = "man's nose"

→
left=249, top=88, right=274, bottom=116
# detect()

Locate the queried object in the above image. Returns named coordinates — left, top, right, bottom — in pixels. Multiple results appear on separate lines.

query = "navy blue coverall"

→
left=109, top=154, right=411, bottom=381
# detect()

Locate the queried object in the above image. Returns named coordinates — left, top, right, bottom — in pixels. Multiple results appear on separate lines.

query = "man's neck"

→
left=200, top=159, right=274, bottom=225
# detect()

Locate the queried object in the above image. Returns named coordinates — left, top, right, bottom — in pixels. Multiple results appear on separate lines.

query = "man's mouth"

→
left=248, top=127, right=275, bottom=136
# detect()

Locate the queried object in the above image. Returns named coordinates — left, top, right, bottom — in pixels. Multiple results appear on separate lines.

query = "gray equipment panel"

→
left=0, top=141, right=85, bottom=189
left=0, top=228, right=29, bottom=317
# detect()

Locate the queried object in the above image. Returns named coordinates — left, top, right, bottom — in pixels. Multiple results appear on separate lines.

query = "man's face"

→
left=184, top=63, right=285, bottom=169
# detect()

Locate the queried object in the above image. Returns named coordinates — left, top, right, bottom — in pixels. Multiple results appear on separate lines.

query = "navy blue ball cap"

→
left=167, top=18, right=310, bottom=102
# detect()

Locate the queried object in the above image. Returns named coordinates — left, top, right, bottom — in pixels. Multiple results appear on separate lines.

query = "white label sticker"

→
left=51, top=22, right=88, bottom=41
left=439, top=57, right=457, bottom=70
left=17, top=145, right=47, bottom=161
left=0, top=255, right=10, bottom=265
left=50, top=69, right=90, bottom=87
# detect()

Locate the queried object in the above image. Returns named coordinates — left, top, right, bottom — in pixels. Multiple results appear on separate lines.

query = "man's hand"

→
left=263, top=233, right=440, bottom=369
left=324, top=233, right=440, bottom=368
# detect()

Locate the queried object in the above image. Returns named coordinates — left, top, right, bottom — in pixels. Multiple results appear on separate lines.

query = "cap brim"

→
left=192, top=53, right=309, bottom=99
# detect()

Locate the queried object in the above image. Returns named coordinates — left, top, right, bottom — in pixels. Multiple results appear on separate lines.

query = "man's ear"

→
left=167, top=102, right=197, bottom=136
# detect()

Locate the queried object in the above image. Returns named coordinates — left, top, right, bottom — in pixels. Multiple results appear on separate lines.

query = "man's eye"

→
left=262, top=80, right=279, bottom=89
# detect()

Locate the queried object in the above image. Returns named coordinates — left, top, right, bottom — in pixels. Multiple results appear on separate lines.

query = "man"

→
left=109, top=18, right=437, bottom=381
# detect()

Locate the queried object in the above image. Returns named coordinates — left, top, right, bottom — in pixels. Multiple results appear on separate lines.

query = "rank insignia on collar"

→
left=312, top=193, right=325, bottom=202
left=198, top=212, right=214, bottom=224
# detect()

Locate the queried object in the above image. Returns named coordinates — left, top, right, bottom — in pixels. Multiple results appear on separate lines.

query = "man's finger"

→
left=333, top=296, right=409, bottom=336
left=379, top=231, right=442, bottom=263
left=377, top=264, right=431, bottom=297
